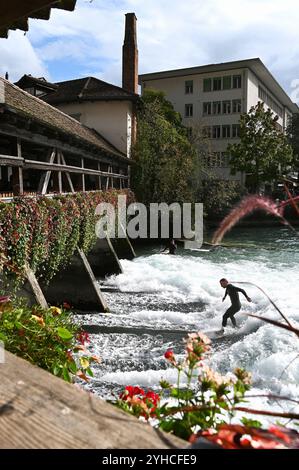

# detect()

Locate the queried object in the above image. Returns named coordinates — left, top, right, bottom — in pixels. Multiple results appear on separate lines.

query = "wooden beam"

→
left=38, top=148, right=56, bottom=195
left=97, top=162, right=102, bottom=190
left=0, top=350, right=184, bottom=449
left=12, top=167, right=23, bottom=196
left=59, top=151, right=75, bottom=193
left=81, top=158, right=85, bottom=191
left=0, top=155, right=23, bottom=166
left=57, top=152, right=62, bottom=193
left=24, top=159, right=128, bottom=178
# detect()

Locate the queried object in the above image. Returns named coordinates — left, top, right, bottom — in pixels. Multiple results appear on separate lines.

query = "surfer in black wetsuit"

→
left=219, top=278, right=251, bottom=332
left=162, top=238, right=177, bottom=255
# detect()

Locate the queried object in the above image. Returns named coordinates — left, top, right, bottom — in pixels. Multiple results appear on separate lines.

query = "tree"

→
left=141, top=88, right=184, bottom=132
left=226, top=102, right=293, bottom=192
left=131, top=90, right=201, bottom=205
left=286, top=113, right=299, bottom=179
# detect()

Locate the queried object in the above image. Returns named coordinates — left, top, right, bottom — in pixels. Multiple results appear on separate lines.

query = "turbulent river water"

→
left=76, top=227, right=299, bottom=423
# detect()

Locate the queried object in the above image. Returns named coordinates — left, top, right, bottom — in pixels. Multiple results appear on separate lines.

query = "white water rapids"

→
left=77, top=227, right=299, bottom=425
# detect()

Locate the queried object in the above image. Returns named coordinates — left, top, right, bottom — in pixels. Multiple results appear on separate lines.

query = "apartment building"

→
left=139, top=58, right=298, bottom=183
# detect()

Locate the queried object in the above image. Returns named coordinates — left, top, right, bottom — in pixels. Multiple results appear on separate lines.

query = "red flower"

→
left=120, top=385, right=145, bottom=400
left=77, top=331, right=90, bottom=345
left=164, top=349, right=174, bottom=361
left=63, top=302, right=71, bottom=310
left=145, top=391, right=160, bottom=406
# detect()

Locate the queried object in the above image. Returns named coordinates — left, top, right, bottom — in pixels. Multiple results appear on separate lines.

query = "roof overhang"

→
left=139, top=58, right=299, bottom=114
left=0, top=1, right=77, bottom=38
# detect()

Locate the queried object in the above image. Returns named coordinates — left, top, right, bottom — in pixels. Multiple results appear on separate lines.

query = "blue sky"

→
left=1, top=0, right=299, bottom=100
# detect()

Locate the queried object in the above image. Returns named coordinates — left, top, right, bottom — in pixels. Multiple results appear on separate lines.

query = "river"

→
left=77, top=226, right=299, bottom=423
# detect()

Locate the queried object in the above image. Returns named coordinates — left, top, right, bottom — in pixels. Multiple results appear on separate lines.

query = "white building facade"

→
left=139, top=58, right=297, bottom=183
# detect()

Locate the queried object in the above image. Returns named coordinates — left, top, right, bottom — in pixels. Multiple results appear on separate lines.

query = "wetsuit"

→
left=222, top=284, right=248, bottom=327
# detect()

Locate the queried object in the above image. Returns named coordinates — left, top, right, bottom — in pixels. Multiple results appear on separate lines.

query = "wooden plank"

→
left=24, top=159, right=128, bottom=178
left=0, top=350, right=184, bottom=449
left=97, top=162, right=102, bottom=190
left=60, top=151, right=75, bottom=193
left=57, top=152, right=62, bottom=193
left=39, top=148, right=56, bottom=195
left=81, top=157, right=85, bottom=191
left=24, top=265, right=48, bottom=308
left=0, top=155, right=23, bottom=166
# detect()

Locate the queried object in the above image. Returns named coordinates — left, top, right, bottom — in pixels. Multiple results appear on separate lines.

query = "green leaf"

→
left=241, top=417, right=262, bottom=428
left=57, top=327, right=73, bottom=341
left=62, top=367, right=71, bottom=382
left=0, top=332, right=7, bottom=342
left=68, top=360, right=78, bottom=374
left=86, top=367, right=94, bottom=377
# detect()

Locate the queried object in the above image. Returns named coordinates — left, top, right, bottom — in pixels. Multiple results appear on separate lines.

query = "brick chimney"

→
left=122, top=13, right=138, bottom=94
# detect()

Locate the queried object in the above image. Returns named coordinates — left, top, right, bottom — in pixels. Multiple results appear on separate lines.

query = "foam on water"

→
left=83, top=228, right=299, bottom=421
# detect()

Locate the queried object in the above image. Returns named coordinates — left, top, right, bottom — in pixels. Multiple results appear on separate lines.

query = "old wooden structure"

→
left=0, top=77, right=130, bottom=197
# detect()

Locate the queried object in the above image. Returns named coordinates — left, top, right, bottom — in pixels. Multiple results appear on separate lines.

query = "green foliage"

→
left=132, top=90, right=201, bottom=205
left=0, top=301, right=99, bottom=382
left=286, top=113, right=299, bottom=174
left=226, top=102, right=293, bottom=191
left=200, top=179, right=246, bottom=218
left=141, top=88, right=184, bottom=132
left=0, top=189, right=135, bottom=283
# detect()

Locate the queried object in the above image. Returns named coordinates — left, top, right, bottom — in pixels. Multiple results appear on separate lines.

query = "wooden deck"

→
left=0, top=350, right=184, bottom=449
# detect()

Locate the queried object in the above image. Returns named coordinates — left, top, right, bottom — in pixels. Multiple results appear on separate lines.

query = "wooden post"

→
left=57, top=152, right=62, bottom=193
left=12, top=139, right=23, bottom=196
left=97, top=162, right=102, bottom=190
left=60, top=151, right=75, bottom=193
left=81, top=158, right=85, bottom=191
left=38, top=148, right=55, bottom=195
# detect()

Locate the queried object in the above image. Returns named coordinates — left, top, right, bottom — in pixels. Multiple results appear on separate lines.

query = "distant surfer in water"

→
left=219, top=278, right=251, bottom=333
left=161, top=238, right=177, bottom=255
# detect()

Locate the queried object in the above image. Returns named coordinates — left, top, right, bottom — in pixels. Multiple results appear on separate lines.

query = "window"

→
left=203, top=78, right=212, bottom=92
left=203, top=102, right=212, bottom=115
left=212, top=126, right=221, bottom=139
left=223, top=75, right=232, bottom=90
left=222, top=100, right=231, bottom=114
left=232, top=124, right=241, bottom=138
left=213, top=77, right=222, bottom=91
left=222, top=125, right=231, bottom=138
left=213, top=101, right=221, bottom=114
left=185, top=104, right=193, bottom=117
left=207, top=152, right=228, bottom=168
left=203, top=126, right=212, bottom=138
left=232, top=99, right=242, bottom=113
left=232, top=75, right=242, bottom=88
left=185, top=80, right=193, bottom=94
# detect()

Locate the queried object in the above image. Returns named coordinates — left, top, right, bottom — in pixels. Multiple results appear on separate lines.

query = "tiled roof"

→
left=43, top=76, right=139, bottom=105
left=0, top=78, right=127, bottom=159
